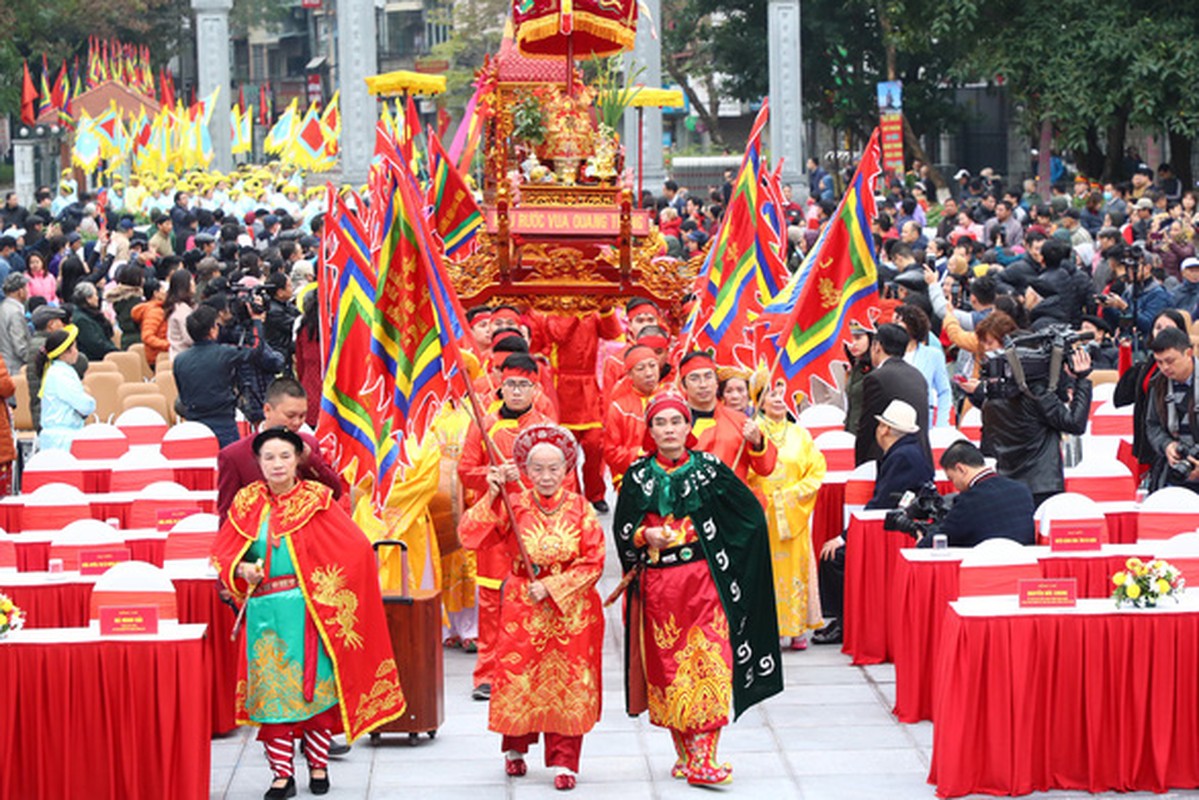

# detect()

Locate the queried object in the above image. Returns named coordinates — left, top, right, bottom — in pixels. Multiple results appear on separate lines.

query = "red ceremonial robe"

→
left=211, top=480, right=406, bottom=742
left=691, top=404, right=777, bottom=487
left=459, top=487, right=605, bottom=737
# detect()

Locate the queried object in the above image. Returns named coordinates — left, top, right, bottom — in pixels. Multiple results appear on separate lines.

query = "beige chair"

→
left=121, top=392, right=171, bottom=419
left=104, top=350, right=144, bottom=384
left=85, top=360, right=121, bottom=376
left=154, top=370, right=179, bottom=424
left=117, top=382, right=162, bottom=408
left=128, top=343, right=152, bottom=380
left=1090, top=369, right=1119, bottom=386
left=82, top=372, right=123, bottom=424
left=11, top=374, right=33, bottom=432
left=155, top=351, right=171, bottom=374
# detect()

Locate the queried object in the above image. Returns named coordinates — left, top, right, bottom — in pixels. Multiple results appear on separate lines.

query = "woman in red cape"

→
left=212, top=427, right=405, bottom=799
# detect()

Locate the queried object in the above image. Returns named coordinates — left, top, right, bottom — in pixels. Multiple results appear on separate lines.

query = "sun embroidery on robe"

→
left=490, top=649, right=600, bottom=736
left=246, top=630, right=338, bottom=719
left=353, top=658, right=407, bottom=729
left=310, top=565, right=364, bottom=649
left=646, top=611, right=732, bottom=732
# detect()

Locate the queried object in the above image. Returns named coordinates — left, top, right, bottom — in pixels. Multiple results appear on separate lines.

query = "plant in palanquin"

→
left=0, top=592, right=25, bottom=636
left=510, top=89, right=547, bottom=147
left=1112, top=558, right=1185, bottom=609
left=590, top=55, right=645, bottom=132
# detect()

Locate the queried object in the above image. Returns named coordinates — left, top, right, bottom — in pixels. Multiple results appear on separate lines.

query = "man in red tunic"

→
left=526, top=308, right=624, bottom=512
left=678, top=352, right=777, bottom=485
left=600, top=298, right=668, bottom=407
left=458, top=353, right=574, bottom=701
left=603, top=345, right=664, bottom=491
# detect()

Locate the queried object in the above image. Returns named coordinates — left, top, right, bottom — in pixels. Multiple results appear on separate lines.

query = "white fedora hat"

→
left=875, top=400, right=920, bottom=435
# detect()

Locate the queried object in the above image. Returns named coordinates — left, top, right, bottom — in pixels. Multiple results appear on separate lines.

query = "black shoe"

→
left=472, top=683, right=492, bottom=701
left=591, top=500, right=610, bottom=514
left=264, top=776, right=296, bottom=799
left=811, top=620, right=842, bottom=645
left=328, top=740, right=350, bottom=757
left=309, top=770, right=330, bottom=795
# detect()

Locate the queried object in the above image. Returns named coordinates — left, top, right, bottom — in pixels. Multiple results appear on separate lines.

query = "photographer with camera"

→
left=913, top=441, right=1035, bottom=548
left=174, top=304, right=281, bottom=447
left=976, top=325, right=1093, bottom=509
left=217, top=284, right=286, bottom=428
left=815, top=400, right=933, bottom=644
left=1099, top=244, right=1172, bottom=342
left=1144, top=327, right=1199, bottom=492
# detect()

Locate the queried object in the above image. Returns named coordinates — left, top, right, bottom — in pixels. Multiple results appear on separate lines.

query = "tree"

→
left=429, top=0, right=508, bottom=110
left=960, top=0, right=1199, bottom=183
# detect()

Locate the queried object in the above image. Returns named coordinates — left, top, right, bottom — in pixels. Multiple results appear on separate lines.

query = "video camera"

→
left=980, top=324, right=1094, bottom=400
left=230, top=284, right=272, bottom=325
left=1119, top=243, right=1145, bottom=270
left=883, top=483, right=949, bottom=539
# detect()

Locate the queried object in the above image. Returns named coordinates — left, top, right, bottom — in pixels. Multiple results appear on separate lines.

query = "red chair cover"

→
left=957, top=563, right=1040, bottom=596
left=160, top=423, right=220, bottom=460
left=21, top=468, right=85, bottom=492
left=1137, top=512, right=1199, bottom=541
left=70, top=425, right=130, bottom=460
left=1065, top=473, right=1136, bottom=501
left=88, top=589, right=178, bottom=621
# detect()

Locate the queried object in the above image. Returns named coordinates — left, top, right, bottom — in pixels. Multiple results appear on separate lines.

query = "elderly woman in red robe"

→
left=212, top=427, right=406, bottom=799
left=459, top=424, right=605, bottom=791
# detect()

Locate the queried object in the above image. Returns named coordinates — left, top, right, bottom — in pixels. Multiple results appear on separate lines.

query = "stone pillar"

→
left=191, top=0, right=233, bottom=172
left=768, top=0, right=804, bottom=193
left=623, top=0, right=664, bottom=194
left=13, top=140, right=36, bottom=207
left=337, top=0, right=377, bottom=186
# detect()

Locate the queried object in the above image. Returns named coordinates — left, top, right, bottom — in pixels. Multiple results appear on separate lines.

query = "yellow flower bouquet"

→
left=0, top=592, right=25, bottom=637
left=1111, top=558, right=1185, bottom=608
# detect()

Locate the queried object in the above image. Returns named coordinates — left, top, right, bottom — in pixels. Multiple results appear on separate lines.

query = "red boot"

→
left=683, top=730, right=732, bottom=786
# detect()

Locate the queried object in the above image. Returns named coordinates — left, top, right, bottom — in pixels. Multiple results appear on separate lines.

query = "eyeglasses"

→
left=502, top=379, right=534, bottom=392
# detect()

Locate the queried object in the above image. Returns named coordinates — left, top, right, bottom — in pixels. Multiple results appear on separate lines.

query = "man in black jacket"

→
left=263, top=271, right=299, bottom=374
left=917, top=441, right=1035, bottom=548
left=816, top=400, right=933, bottom=644
left=980, top=337, right=1092, bottom=508
left=1143, top=327, right=1199, bottom=492
left=855, top=323, right=931, bottom=466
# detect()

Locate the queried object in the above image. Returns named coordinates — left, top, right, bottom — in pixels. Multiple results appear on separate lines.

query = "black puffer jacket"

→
left=980, top=376, right=1092, bottom=496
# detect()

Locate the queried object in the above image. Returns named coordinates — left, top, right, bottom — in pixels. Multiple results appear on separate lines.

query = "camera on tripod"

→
left=1119, top=243, right=1145, bottom=270
left=883, top=483, right=949, bottom=539
left=980, top=324, right=1093, bottom=400
left=231, top=284, right=272, bottom=325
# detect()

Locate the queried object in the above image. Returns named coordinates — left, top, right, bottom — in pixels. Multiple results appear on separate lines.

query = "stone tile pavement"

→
left=209, top=513, right=1199, bottom=800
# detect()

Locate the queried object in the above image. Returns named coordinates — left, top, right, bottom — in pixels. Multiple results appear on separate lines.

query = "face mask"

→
left=1103, top=191, right=1113, bottom=202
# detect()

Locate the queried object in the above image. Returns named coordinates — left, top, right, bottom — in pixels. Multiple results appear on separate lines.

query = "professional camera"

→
left=1119, top=243, right=1144, bottom=269
left=883, top=483, right=949, bottom=539
left=980, top=324, right=1094, bottom=400
left=230, top=284, right=272, bottom=325
left=1166, top=436, right=1199, bottom=484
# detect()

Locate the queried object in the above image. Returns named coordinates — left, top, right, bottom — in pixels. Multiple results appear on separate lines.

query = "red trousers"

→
left=502, top=732, right=584, bottom=772
left=473, top=584, right=503, bottom=687
left=570, top=427, right=605, bottom=503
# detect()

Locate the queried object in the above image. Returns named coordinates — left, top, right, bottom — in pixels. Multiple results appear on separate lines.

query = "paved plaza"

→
left=209, top=514, right=1199, bottom=800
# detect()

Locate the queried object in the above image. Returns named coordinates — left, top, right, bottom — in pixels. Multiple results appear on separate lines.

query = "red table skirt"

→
left=0, top=577, right=238, bottom=735
left=1107, top=510, right=1138, bottom=543
left=892, top=551, right=1154, bottom=724
left=811, top=481, right=846, bottom=551
left=0, top=636, right=211, bottom=800
left=929, top=607, right=1199, bottom=797
left=842, top=515, right=912, bottom=665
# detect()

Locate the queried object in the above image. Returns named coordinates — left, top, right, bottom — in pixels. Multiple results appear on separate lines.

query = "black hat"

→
left=1080, top=314, right=1112, bottom=335
left=252, top=426, right=304, bottom=456
left=194, top=232, right=215, bottom=245
left=894, top=269, right=929, bottom=293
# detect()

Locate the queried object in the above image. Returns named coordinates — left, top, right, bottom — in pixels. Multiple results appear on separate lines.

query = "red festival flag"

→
left=678, top=101, right=785, bottom=367
left=426, top=131, right=482, bottom=259
left=317, top=186, right=384, bottom=492
left=758, top=128, right=883, bottom=413
left=370, top=157, right=471, bottom=499
left=20, top=60, right=37, bottom=125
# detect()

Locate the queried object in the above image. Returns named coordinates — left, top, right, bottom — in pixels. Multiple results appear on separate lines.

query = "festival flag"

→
left=50, top=61, right=68, bottom=111
left=37, top=55, right=53, bottom=119
left=370, top=157, right=472, bottom=499
left=160, top=68, right=175, bottom=109
left=232, top=104, right=253, bottom=154
left=318, top=185, right=384, bottom=493
left=289, top=102, right=329, bottom=168
left=237, top=85, right=246, bottom=113
left=427, top=131, right=482, bottom=259
left=678, top=101, right=786, bottom=365
left=20, top=60, right=37, bottom=126
left=72, top=113, right=102, bottom=171
left=258, top=82, right=271, bottom=126
left=264, top=97, right=298, bottom=155
left=320, top=90, right=341, bottom=136
left=448, top=81, right=485, bottom=174
left=758, top=128, right=883, bottom=413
